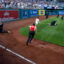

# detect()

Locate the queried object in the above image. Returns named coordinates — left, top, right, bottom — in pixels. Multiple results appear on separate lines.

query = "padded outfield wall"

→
left=0, top=9, right=20, bottom=22
left=46, top=9, right=64, bottom=15
left=0, top=9, right=45, bottom=22
left=20, top=9, right=45, bottom=19
left=0, top=9, right=64, bottom=22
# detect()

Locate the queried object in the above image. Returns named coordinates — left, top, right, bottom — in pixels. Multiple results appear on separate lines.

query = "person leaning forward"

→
left=26, top=23, right=37, bottom=46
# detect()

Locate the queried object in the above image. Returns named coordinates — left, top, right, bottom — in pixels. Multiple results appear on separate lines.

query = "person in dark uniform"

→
left=45, top=12, right=49, bottom=19
left=57, top=13, right=59, bottom=18
left=50, top=20, right=56, bottom=26
left=0, top=21, right=10, bottom=33
left=26, top=23, right=37, bottom=46
left=61, top=16, right=63, bottom=20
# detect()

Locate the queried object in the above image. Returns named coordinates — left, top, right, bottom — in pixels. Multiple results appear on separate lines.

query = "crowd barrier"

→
left=0, top=9, right=64, bottom=22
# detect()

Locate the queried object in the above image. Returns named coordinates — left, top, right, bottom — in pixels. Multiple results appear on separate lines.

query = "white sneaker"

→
left=8, top=31, right=11, bottom=33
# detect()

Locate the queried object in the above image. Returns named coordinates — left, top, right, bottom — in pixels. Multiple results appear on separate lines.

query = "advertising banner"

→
left=39, top=10, right=45, bottom=16
left=59, top=11, right=64, bottom=15
left=49, top=12, right=57, bottom=15
left=29, top=10, right=38, bottom=17
left=0, top=10, right=19, bottom=22
left=22, top=9, right=28, bottom=18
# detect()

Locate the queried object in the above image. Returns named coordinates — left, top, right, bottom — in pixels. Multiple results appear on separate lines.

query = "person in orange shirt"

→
left=26, top=23, right=37, bottom=46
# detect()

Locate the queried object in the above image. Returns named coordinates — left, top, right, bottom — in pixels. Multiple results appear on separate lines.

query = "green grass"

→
left=20, top=16, right=64, bottom=46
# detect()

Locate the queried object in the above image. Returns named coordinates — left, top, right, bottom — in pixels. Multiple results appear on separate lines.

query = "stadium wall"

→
left=0, top=9, right=20, bottom=22
left=0, top=9, right=64, bottom=22
left=45, top=9, right=64, bottom=15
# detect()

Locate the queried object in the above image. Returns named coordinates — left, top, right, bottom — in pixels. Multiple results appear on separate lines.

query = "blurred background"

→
left=0, top=0, right=64, bottom=9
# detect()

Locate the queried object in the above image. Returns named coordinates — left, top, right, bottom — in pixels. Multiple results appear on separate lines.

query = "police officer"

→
left=57, top=13, right=59, bottom=18
left=0, top=21, right=10, bottom=33
left=61, top=16, right=63, bottom=20
left=26, top=23, right=37, bottom=46
left=45, top=12, right=49, bottom=19
left=51, top=20, right=56, bottom=26
left=0, top=22, right=3, bottom=32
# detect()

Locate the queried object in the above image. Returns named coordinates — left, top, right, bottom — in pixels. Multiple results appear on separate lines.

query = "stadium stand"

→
left=0, top=0, right=64, bottom=9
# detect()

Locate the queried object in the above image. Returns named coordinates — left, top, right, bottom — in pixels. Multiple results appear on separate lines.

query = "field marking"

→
left=0, top=45, right=36, bottom=64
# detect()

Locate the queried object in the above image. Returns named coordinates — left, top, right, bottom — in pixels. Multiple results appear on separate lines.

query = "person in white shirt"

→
left=35, top=17, right=40, bottom=25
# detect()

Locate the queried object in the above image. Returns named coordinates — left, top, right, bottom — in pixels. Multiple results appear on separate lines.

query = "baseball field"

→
left=20, top=16, right=64, bottom=46
left=0, top=16, right=64, bottom=64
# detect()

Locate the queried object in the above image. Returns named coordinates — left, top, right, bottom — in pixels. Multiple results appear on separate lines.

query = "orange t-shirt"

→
left=30, top=25, right=37, bottom=31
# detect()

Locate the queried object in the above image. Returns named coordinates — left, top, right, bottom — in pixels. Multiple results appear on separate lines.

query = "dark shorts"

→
left=29, top=31, right=35, bottom=35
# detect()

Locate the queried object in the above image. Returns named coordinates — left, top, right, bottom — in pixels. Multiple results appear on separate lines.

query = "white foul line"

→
left=0, top=45, right=36, bottom=64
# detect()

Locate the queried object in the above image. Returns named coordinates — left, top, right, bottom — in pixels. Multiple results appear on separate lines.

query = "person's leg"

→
left=0, top=30, right=11, bottom=33
left=26, top=31, right=32, bottom=45
left=2, top=30, right=8, bottom=33
left=0, top=24, right=3, bottom=32
left=0, top=24, right=11, bottom=33
left=62, top=17, right=63, bottom=20
left=46, top=16, right=47, bottom=19
left=29, top=31, right=35, bottom=43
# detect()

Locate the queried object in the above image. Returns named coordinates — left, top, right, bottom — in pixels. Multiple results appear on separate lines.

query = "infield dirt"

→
left=0, top=16, right=64, bottom=64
